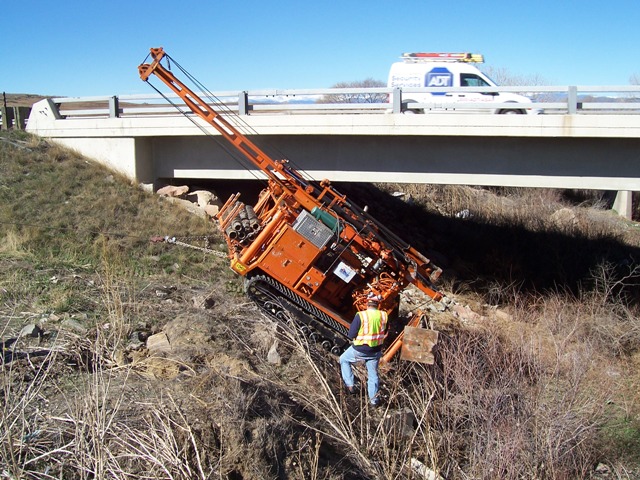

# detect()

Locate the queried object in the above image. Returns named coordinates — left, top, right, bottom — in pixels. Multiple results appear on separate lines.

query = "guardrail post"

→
left=109, top=96, right=120, bottom=118
left=567, top=86, right=578, bottom=114
left=392, top=87, right=402, bottom=114
left=239, top=91, right=249, bottom=115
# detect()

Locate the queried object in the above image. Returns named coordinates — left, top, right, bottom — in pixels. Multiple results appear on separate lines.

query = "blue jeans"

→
left=340, top=346, right=382, bottom=404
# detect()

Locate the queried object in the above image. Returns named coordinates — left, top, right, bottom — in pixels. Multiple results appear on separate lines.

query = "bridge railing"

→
left=47, top=85, right=640, bottom=119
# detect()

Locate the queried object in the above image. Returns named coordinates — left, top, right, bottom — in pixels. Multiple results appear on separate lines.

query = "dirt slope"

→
left=1, top=130, right=639, bottom=479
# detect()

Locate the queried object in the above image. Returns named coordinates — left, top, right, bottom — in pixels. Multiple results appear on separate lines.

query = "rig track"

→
left=245, top=274, right=350, bottom=354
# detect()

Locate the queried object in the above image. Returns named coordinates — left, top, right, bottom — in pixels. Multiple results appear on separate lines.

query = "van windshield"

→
left=460, top=73, right=492, bottom=87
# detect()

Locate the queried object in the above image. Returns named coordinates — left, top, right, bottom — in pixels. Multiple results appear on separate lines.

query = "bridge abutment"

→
left=25, top=99, right=639, bottom=220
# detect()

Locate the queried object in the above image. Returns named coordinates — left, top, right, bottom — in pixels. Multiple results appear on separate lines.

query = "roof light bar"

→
left=401, top=52, right=484, bottom=63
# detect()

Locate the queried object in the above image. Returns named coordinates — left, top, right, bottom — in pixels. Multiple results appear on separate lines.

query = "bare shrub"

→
left=423, top=318, right=611, bottom=479
left=0, top=313, right=224, bottom=479
left=0, top=337, right=62, bottom=478
left=239, top=282, right=634, bottom=480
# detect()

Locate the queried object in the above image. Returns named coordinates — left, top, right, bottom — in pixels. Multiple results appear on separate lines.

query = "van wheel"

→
left=499, top=109, right=525, bottom=115
left=402, top=100, right=423, bottom=114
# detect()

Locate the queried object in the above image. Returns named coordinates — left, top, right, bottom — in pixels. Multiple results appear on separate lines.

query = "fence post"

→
left=0, top=106, right=13, bottom=130
left=567, top=86, right=578, bottom=114
left=238, top=91, right=249, bottom=115
left=14, top=107, right=31, bottom=129
left=392, top=87, right=402, bottom=114
left=109, top=96, right=120, bottom=118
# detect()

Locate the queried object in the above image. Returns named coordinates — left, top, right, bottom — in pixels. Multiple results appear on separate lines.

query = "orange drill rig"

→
left=139, top=47, right=443, bottom=362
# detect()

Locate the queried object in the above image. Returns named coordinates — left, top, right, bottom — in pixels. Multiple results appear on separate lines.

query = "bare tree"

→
left=317, top=78, right=387, bottom=104
left=481, top=66, right=552, bottom=102
left=630, top=73, right=640, bottom=85
left=481, top=66, right=549, bottom=87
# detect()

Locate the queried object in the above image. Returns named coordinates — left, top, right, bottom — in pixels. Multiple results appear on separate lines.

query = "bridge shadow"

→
left=336, top=183, right=640, bottom=306
left=176, top=178, right=639, bottom=305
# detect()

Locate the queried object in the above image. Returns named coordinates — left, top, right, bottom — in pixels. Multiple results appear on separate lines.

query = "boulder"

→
left=156, top=185, right=189, bottom=198
left=551, top=207, right=578, bottom=229
left=267, top=340, right=282, bottom=365
left=19, top=323, right=43, bottom=338
left=146, top=332, right=172, bottom=353
left=187, top=190, right=214, bottom=208
left=204, top=204, right=220, bottom=217
left=163, top=197, right=207, bottom=218
left=61, top=318, right=88, bottom=334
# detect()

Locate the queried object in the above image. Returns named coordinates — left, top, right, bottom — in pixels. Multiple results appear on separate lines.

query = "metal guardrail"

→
left=47, top=85, right=640, bottom=119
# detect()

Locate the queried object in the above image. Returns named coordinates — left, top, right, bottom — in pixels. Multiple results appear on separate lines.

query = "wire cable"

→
left=157, top=53, right=319, bottom=184
left=144, top=80, right=269, bottom=185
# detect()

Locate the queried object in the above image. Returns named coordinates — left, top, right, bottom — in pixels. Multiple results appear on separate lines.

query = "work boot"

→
left=345, top=385, right=357, bottom=395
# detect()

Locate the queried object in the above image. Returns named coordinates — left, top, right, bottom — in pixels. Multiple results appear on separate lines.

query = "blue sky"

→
left=2, top=0, right=639, bottom=97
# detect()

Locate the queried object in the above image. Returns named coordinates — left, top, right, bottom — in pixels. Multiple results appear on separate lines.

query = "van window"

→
left=460, top=74, right=491, bottom=87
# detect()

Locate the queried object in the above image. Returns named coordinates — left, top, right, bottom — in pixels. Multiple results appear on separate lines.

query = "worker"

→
left=340, top=294, right=388, bottom=407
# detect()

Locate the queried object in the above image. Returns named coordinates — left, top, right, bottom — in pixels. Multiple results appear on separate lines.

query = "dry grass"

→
left=1, top=131, right=640, bottom=478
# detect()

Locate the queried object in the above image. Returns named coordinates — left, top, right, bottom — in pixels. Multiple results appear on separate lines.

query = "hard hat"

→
left=367, top=293, right=382, bottom=306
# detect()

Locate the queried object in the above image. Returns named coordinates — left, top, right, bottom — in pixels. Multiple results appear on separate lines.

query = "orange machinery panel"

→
left=295, top=266, right=327, bottom=297
left=259, top=226, right=321, bottom=289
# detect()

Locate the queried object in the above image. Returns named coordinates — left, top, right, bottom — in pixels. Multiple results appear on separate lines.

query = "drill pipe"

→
left=245, top=205, right=260, bottom=231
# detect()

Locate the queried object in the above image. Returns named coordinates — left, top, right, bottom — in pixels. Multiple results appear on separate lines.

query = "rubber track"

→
left=245, top=274, right=349, bottom=344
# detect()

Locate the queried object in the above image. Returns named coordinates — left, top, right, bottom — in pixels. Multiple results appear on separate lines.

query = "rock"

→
left=410, top=458, right=443, bottom=480
left=163, top=197, right=207, bottom=218
left=595, top=463, right=610, bottom=474
left=551, top=207, right=578, bottom=229
left=204, top=204, right=220, bottom=217
left=192, top=295, right=216, bottom=309
left=494, top=308, right=512, bottom=322
left=383, top=408, right=416, bottom=438
left=19, top=324, right=43, bottom=338
left=441, top=296, right=454, bottom=307
left=187, top=190, right=214, bottom=208
left=427, top=302, right=447, bottom=313
left=156, top=185, right=189, bottom=198
left=267, top=340, right=282, bottom=365
left=163, top=315, right=214, bottom=352
left=455, top=208, right=473, bottom=219
left=130, top=330, right=150, bottom=342
left=146, top=332, right=172, bottom=353
left=155, top=285, right=176, bottom=298
left=127, top=331, right=146, bottom=350
left=61, top=318, right=88, bottom=334
left=114, top=349, right=129, bottom=367
left=451, top=303, right=485, bottom=324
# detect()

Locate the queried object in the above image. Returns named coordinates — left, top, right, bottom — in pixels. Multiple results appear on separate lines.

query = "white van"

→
left=388, top=52, right=538, bottom=114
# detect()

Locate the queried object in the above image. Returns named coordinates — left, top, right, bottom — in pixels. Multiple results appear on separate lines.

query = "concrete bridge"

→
left=25, top=87, right=640, bottom=218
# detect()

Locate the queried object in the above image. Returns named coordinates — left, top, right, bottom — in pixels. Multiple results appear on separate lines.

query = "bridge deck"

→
left=26, top=98, right=640, bottom=218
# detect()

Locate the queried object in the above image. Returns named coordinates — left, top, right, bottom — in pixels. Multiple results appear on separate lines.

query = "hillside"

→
left=1, top=93, right=50, bottom=108
left=1, top=129, right=639, bottom=479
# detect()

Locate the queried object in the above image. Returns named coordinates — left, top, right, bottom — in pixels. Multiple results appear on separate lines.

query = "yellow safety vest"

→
left=353, top=308, right=388, bottom=347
